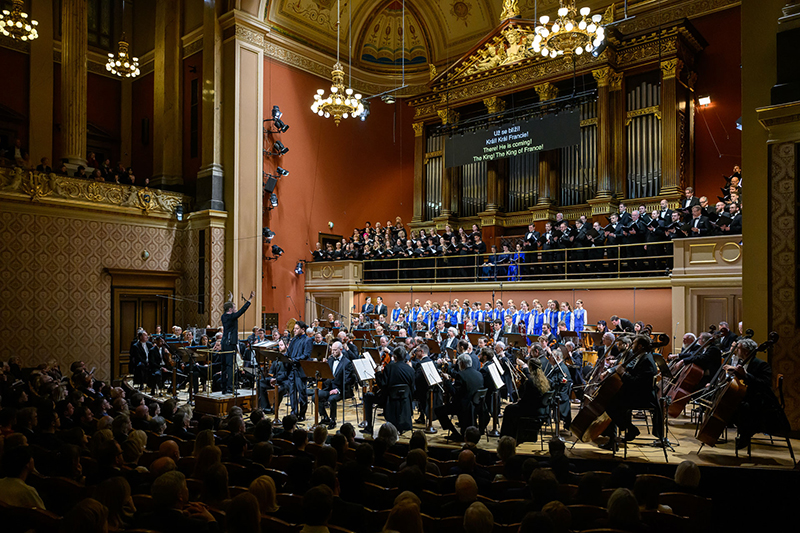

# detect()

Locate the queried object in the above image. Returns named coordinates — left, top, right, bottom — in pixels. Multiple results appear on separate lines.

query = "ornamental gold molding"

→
left=234, top=24, right=268, bottom=50
left=661, top=58, right=683, bottom=80
left=617, top=0, right=738, bottom=35
left=592, top=67, right=615, bottom=88
left=609, top=71, right=624, bottom=92
left=483, top=96, right=506, bottom=114
left=501, top=0, right=520, bottom=21
left=626, top=105, right=662, bottom=125
left=412, top=122, right=425, bottom=137
left=535, top=82, right=559, bottom=101
left=438, top=109, right=460, bottom=125
left=0, top=167, right=184, bottom=216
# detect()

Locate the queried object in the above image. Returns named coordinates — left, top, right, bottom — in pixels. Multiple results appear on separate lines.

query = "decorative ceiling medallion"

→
left=450, top=1, right=473, bottom=26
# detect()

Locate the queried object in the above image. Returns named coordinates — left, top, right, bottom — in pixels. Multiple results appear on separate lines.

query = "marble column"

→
left=197, top=0, right=225, bottom=211
left=152, top=0, right=183, bottom=187
left=592, top=67, right=614, bottom=199
left=659, top=58, right=682, bottom=196
left=220, top=11, right=267, bottom=332
left=61, top=0, right=87, bottom=166
left=29, top=0, right=53, bottom=165
left=412, top=122, right=425, bottom=223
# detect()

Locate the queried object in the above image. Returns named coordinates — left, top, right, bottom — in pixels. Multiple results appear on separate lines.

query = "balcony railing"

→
left=315, top=242, right=675, bottom=284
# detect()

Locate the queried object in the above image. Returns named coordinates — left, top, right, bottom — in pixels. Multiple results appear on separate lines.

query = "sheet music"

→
left=352, top=358, right=375, bottom=381
left=487, top=362, right=504, bottom=389
left=494, top=359, right=505, bottom=375
left=253, top=340, right=278, bottom=349
left=364, top=353, right=377, bottom=370
left=420, top=360, right=443, bottom=387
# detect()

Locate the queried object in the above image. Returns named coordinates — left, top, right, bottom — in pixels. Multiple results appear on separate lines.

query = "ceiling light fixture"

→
left=0, top=0, right=38, bottom=41
left=106, top=33, right=140, bottom=78
left=531, top=1, right=605, bottom=58
left=310, top=0, right=363, bottom=125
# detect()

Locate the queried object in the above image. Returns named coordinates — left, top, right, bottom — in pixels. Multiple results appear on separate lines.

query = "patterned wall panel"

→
left=0, top=206, right=225, bottom=382
left=769, top=142, right=799, bottom=429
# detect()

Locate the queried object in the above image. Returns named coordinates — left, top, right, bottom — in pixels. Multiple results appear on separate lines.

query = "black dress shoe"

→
left=327, top=420, right=337, bottom=430
left=735, top=435, right=751, bottom=450
left=360, top=426, right=373, bottom=435
left=320, top=416, right=332, bottom=425
left=414, top=416, right=426, bottom=425
left=297, top=415, right=306, bottom=422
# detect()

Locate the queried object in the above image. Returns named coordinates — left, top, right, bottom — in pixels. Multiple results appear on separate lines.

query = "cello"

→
left=663, top=329, right=727, bottom=418
left=696, top=331, right=779, bottom=447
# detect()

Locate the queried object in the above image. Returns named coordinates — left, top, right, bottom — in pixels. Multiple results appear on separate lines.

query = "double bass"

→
left=696, top=331, right=779, bottom=447
left=663, top=328, right=727, bottom=418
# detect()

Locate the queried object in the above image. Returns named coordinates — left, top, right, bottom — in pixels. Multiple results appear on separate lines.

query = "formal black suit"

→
left=658, top=208, right=674, bottom=221
left=680, top=345, right=722, bottom=386
left=318, top=354, right=354, bottom=423
left=500, top=378, right=550, bottom=441
left=375, top=304, right=388, bottom=317
left=688, top=215, right=713, bottom=237
left=413, top=355, right=443, bottom=423
left=285, top=333, right=312, bottom=417
left=618, top=211, right=633, bottom=226
left=258, top=360, right=290, bottom=411
left=735, top=356, right=790, bottom=442
left=363, top=360, right=415, bottom=432
left=728, top=212, right=742, bottom=234
left=718, top=330, right=738, bottom=352
left=605, top=351, right=660, bottom=438
left=681, top=196, right=701, bottom=222
left=220, top=301, right=251, bottom=393
left=361, top=303, right=375, bottom=314
left=435, top=366, right=484, bottom=439
left=614, top=318, right=634, bottom=332
left=130, top=340, right=153, bottom=387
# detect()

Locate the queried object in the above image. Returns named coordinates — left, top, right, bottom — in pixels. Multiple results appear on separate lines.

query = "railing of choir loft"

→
left=348, top=241, right=675, bottom=284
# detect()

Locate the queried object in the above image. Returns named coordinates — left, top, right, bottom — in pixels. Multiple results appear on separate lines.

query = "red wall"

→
left=131, top=72, right=154, bottom=179
left=87, top=72, right=122, bottom=163
left=1, top=47, right=29, bottom=149
left=691, top=6, right=742, bottom=201
left=182, top=52, right=203, bottom=195
left=354, top=288, right=674, bottom=345
left=261, top=59, right=415, bottom=319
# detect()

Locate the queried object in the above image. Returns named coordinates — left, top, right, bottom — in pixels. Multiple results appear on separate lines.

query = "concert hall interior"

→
left=1, top=0, right=799, bottom=532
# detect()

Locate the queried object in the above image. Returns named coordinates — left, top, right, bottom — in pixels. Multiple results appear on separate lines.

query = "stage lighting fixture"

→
left=276, top=167, right=289, bottom=176
left=273, top=141, right=288, bottom=155
left=359, top=99, right=371, bottom=122
left=175, top=204, right=184, bottom=221
left=273, top=118, right=289, bottom=133
left=262, top=228, right=275, bottom=241
left=271, top=244, right=284, bottom=257
left=272, top=106, right=282, bottom=120
left=294, top=261, right=304, bottom=275
left=736, top=117, right=742, bottom=131
left=590, top=37, right=608, bottom=58
left=698, top=95, right=712, bottom=107
left=381, top=94, right=396, bottom=105
left=269, top=193, right=278, bottom=208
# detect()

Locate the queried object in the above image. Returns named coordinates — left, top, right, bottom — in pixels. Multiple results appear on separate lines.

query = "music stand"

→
left=486, top=363, right=504, bottom=438
left=425, top=339, right=441, bottom=356
left=310, top=344, right=328, bottom=361
left=466, top=332, right=484, bottom=346
left=299, top=360, right=333, bottom=428
left=420, top=360, right=443, bottom=434
left=258, top=348, right=291, bottom=423
left=504, top=333, right=526, bottom=348
left=650, top=352, right=676, bottom=461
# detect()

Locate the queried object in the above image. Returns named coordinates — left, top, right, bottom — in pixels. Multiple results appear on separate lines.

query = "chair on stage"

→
left=516, top=390, right=554, bottom=449
left=735, top=374, right=796, bottom=466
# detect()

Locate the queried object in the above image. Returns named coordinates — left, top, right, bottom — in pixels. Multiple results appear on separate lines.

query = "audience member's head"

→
left=302, top=485, right=334, bottom=526
left=254, top=419, right=274, bottom=442
left=634, top=476, right=661, bottom=511
left=405, top=448, right=428, bottom=472
left=61, top=498, right=109, bottom=533
left=292, top=428, right=309, bottom=450
left=464, top=502, right=494, bottom=533
left=675, top=460, right=701, bottom=490
left=384, top=499, right=424, bottom=533
left=282, top=414, right=298, bottom=433
left=329, top=433, right=347, bottom=461
left=148, top=457, right=177, bottom=479
left=151, top=471, right=189, bottom=510
left=529, top=468, right=558, bottom=506
left=193, top=429, right=216, bottom=456
left=252, top=441, right=274, bottom=467
left=192, top=445, right=222, bottom=479
left=313, top=425, right=328, bottom=445
left=316, top=445, right=338, bottom=470
left=608, top=463, right=636, bottom=489
left=94, top=476, right=135, bottom=530
left=377, top=422, right=399, bottom=446
left=226, top=492, right=261, bottom=533
left=339, top=422, right=356, bottom=444
left=541, top=501, right=571, bottom=533
left=202, top=462, right=230, bottom=505
left=457, top=449, right=476, bottom=472
left=159, top=439, right=180, bottom=461
left=607, top=488, right=641, bottom=529
left=455, top=474, right=479, bottom=503
left=497, top=436, right=517, bottom=462
left=249, top=475, right=279, bottom=514
left=575, top=472, right=604, bottom=506
left=408, top=430, right=427, bottom=452
left=519, top=511, right=555, bottom=533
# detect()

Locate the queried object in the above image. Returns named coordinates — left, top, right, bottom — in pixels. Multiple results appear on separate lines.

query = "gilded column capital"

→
left=592, top=67, right=614, bottom=88
left=438, top=108, right=460, bottom=125
left=412, top=122, right=425, bottom=137
left=535, top=82, right=559, bottom=102
left=483, top=96, right=506, bottom=114
left=609, top=71, right=623, bottom=92
left=660, top=58, right=683, bottom=80
left=500, top=0, right=520, bottom=21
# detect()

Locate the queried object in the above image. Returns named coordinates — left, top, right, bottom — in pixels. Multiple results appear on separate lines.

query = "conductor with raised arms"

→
left=221, top=290, right=255, bottom=394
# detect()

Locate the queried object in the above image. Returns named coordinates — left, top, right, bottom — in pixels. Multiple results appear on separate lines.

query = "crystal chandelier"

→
left=531, top=1, right=605, bottom=58
left=106, top=34, right=140, bottom=78
left=0, top=0, right=39, bottom=41
left=310, top=0, right=363, bottom=125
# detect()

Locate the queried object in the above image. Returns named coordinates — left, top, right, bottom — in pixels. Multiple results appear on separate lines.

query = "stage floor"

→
left=151, top=384, right=796, bottom=469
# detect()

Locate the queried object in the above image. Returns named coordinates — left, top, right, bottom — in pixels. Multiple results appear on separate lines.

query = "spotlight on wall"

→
left=381, top=94, right=396, bottom=105
left=271, top=244, right=284, bottom=257
left=276, top=167, right=289, bottom=176
left=272, top=106, right=282, bottom=120
left=590, top=36, right=609, bottom=58
left=273, top=141, right=288, bottom=155
left=264, top=106, right=289, bottom=133
left=735, top=116, right=742, bottom=131
left=269, top=193, right=279, bottom=209
left=262, top=227, right=275, bottom=241
left=294, top=261, right=304, bottom=275
left=175, top=204, right=184, bottom=221
left=698, top=95, right=712, bottom=107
